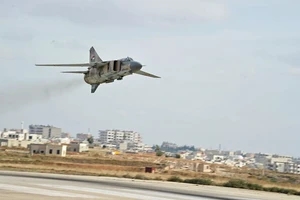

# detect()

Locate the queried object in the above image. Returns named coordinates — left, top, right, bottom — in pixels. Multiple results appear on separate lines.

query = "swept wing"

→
left=35, top=63, right=91, bottom=67
left=61, top=71, right=88, bottom=74
left=134, top=70, right=160, bottom=78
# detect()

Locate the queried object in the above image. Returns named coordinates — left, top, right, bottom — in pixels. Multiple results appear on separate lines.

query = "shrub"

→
left=265, top=187, right=299, bottom=195
left=270, top=177, right=278, bottom=182
left=223, top=179, right=263, bottom=190
left=224, top=179, right=300, bottom=195
left=246, top=183, right=264, bottom=191
left=122, top=174, right=133, bottom=179
left=154, top=176, right=163, bottom=181
left=135, top=174, right=148, bottom=180
left=156, top=151, right=164, bottom=156
left=167, top=176, right=183, bottom=182
left=223, top=179, right=249, bottom=189
left=184, top=178, right=213, bottom=185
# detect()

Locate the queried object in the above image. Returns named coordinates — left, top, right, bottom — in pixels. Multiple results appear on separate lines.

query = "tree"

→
left=175, top=154, right=181, bottom=159
left=156, top=151, right=164, bottom=156
left=155, top=145, right=160, bottom=152
left=87, top=136, right=94, bottom=144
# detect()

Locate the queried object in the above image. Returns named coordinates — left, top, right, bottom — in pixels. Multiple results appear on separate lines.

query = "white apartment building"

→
left=99, top=130, right=142, bottom=144
left=0, top=128, right=43, bottom=148
left=254, top=153, right=298, bottom=174
left=270, top=161, right=300, bottom=174
left=287, top=162, right=300, bottom=174
left=29, top=125, right=61, bottom=139
left=0, top=129, right=42, bottom=141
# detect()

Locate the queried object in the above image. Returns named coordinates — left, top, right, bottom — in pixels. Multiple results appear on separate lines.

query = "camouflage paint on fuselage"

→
left=83, top=59, right=132, bottom=85
left=35, top=46, right=160, bottom=93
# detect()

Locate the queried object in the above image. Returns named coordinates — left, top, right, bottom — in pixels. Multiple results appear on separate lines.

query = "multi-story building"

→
left=76, top=133, right=91, bottom=141
left=0, top=128, right=43, bottom=148
left=0, top=128, right=42, bottom=141
left=254, top=153, right=272, bottom=167
left=29, top=125, right=61, bottom=139
left=99, top=130, right=114, bottom=143
left=61, top=132, right=71, bottom=138
left=99, top=130, right=142, bottom=144
left=271, top=161, right=300, bottom=174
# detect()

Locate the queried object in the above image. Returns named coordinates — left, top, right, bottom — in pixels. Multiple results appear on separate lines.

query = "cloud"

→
left=115, top=0, right=230, bottom=25
left=8, top=0, right=229, bottom=28
left=50, top=39, right=87, bottom=49
left=287, top=68, right=300, bottom=76
left=276, top=54, right=300, bottom=67
left=0, top=31, right=33, bottom=42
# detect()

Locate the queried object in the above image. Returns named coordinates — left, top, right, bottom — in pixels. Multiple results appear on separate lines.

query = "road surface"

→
left=0, top=170, right=299, bottom=200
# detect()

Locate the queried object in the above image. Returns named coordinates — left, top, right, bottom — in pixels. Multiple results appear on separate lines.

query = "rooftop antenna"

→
left=21, top=121, right=24, bottom=134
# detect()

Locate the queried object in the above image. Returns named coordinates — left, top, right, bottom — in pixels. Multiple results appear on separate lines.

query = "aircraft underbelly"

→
left=84, top=75, right=104, bottom=84
left=84, top=70, right=131, bottom=84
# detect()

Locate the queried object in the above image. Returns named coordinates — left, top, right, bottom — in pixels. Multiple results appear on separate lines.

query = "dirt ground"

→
left=1, top=147, right=300, bottom=192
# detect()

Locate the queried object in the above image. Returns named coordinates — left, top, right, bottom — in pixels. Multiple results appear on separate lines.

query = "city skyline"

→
left=1, top=1, right=300, bottom=158
left=1, top=122, right=299, bottom=158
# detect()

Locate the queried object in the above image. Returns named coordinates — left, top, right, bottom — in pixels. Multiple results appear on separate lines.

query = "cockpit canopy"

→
left=121, top=57, right=133, bottom=62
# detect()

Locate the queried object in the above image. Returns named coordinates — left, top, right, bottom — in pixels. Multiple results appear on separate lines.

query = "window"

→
left=57, top=150, right=60, bottom=154
left=49, top=149, right=52, bottom=154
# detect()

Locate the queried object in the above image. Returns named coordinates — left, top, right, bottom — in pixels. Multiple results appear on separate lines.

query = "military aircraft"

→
left=35, top=46, right=160, bottom=93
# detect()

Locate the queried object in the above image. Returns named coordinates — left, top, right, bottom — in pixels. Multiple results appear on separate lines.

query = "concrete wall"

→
left=67, top=143, right=89, bottom=153
left=30, top=144, right=47, bottom=154
left=79, top=143, right=89, bottom=152
left=0, top=139, right=32, bottom=148
left=193, top=163, right=211, bottom=173
left=119, top=142, right=128, bottom=151
left=28, top=134, right=42, bottom=141
left=30, top=144, right=67, bottom=156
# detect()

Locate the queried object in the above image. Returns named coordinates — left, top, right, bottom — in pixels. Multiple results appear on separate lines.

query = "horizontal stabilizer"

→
left=35, top=63, right=91, bottom=67
left=134, top=70, right=161, bottom=78
left=61, top=71, right=88, bottom=74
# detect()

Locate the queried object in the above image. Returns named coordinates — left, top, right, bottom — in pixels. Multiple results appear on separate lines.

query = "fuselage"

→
left=83, top=58, right=142, bottom=85
left=34, top=46, right=158, bottom=94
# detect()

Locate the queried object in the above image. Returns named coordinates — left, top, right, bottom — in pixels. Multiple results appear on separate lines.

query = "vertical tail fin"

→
left=89, top=46, right=102, bottom=64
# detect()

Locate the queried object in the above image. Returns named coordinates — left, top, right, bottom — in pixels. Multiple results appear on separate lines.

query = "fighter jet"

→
left=35, top=46, right=160, bottom=93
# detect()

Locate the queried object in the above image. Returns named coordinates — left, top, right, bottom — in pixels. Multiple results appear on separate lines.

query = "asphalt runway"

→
left=0, top=171, right=299, bottom=200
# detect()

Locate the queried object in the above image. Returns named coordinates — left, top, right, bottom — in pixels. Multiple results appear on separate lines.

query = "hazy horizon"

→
left=1, top=0, right=300, bottom=157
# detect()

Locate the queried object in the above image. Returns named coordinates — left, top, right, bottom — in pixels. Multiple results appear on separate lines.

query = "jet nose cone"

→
left=130, top=61, right=142, bottom=72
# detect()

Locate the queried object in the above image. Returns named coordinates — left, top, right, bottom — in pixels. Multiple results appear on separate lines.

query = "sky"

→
left=1, top=0, right=300, bottom=157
